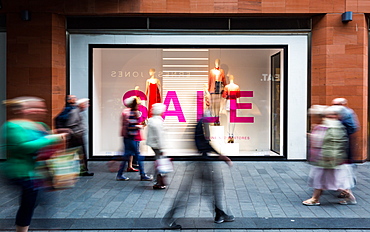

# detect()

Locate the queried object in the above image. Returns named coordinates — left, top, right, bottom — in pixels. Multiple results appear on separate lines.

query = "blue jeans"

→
left=117, top=138, right=145, bottom=177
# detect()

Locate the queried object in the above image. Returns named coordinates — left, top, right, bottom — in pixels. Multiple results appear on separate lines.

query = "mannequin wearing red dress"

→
left=222, top=75, right=240, bottom=143
left=222, top=75, right=240, bottom=100
left=145, top=68, right=162, bottom=118
left=208, top=59, right=226, bottom=125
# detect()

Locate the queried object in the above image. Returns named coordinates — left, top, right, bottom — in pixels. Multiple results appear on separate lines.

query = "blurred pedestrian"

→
left=0, top=96, right=66, bottom=232
left=146, top=103, right=167, bottom=189
left=331, top=97, right=360, bottom=162
left=303, top=105, right=356, bottom=206
left=116, top=96, right=152, bottom=181
left=332, top=98, right=360, bottom=199
left=65, top=98, right=94, bottom=176
left=162, top=118, right=234, bottom=229
left=54, top=95, right=77, bottom=129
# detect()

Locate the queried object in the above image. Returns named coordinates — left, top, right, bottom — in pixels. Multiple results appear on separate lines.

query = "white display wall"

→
left=69, top=34, right=308, bottom=160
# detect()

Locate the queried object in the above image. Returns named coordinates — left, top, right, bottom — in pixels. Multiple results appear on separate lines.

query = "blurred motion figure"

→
left=1, top=97, right=66, bottom=232
left=303, top=105, right=356, bottom=206
left=146, top=103, right=168, bottom=189
left=162, top=118, right=234, bottom=229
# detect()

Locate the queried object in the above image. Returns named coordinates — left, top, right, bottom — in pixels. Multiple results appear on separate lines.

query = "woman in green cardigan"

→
left=1, top=97, right=66, bottom=232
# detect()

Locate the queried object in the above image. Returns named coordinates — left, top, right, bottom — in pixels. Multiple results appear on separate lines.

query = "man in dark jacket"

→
left=66, top=98, right=94, bottom=176
left=55, top=95, right=77, bottom=129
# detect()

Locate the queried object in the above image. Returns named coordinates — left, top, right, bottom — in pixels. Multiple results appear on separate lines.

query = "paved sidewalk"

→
left=1, top=161, right=370, bottom=231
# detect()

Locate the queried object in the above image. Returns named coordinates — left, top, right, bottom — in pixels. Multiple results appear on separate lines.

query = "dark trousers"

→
left=10, top=178, right=39, bottom=227
left=347, top=134, right=356, bottom=163
left=68, top=135, right=88, bottom=172
left=164, top=156, right=224, bottom=221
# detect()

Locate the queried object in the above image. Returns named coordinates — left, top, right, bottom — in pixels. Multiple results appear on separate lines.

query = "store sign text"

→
left=111, top=71, right=190, bottom=78
left=122, top=90, right=254, bottom=123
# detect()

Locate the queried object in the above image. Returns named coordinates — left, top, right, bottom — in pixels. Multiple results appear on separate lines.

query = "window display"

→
left=222, top=75, right=241, bottom=143
left=145, top=68, right=162, bottom=118
left=91, top=46, right=285, bottom=157
left=208, top=59, right=226, bottom=125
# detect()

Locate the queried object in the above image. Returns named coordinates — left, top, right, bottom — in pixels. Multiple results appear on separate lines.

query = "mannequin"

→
left=208, top=59, right=226, bottom=125
left=222, top=75, right=240, bottom=100
left=223, top=75, right=240, bottom=143
left=145, top=68, right=162, bottom=118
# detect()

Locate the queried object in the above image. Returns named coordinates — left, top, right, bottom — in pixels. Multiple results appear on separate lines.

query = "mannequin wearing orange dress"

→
left=222, top=75, right=240, bottom=143
left=208, top=59, right=226, bottom=125
left=145, top=68, right=162, bottom=118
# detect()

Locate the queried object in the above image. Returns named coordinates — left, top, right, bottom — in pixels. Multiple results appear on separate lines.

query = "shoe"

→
left=141, top=175, right=153, bottom=181
left=223, top=214, right=235, bottom=222
left=153, top=184, right=166, bottom=190
left=339, top=199, right=357, bottom=205
left=127, top=167, right=139, bottom=172
left=168, top=222, right=182, bottom=229
left=338, top=191, right=350, bottom=198
left=161, top=219, right=181, bottom=229
left=214, top=216, right=224, bottom=224
left=302, top=199, right=320, bottom=206
left=214, top=213, right=235, bottom=223
left=116, top=176, right=129, bottom=181
left=80, top=172, right=94, bottom=176
left=214, top=207, right=235, bottom=224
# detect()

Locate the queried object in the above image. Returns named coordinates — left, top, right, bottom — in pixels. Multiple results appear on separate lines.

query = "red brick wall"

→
left=3, top=0, right=370, bottom=14
left=312, top=13, right=368, bottom=161
left=6, top=12, right=66, bottom=126
left=51, top=14, right=67, bottom=127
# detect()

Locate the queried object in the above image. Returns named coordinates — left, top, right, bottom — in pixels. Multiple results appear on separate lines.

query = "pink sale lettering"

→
left=123, top=90, right=254, bottom=123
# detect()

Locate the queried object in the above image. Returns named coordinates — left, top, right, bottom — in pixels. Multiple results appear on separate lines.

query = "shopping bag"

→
left=155, top=157, right=173, bottom=174
left=45, top=147, right=81, bottom=189
left=37, top=145, right=81, bottom=190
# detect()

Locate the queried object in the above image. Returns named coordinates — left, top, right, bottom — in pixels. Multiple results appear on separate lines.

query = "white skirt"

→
left=307, top=164, right=355, bottom=190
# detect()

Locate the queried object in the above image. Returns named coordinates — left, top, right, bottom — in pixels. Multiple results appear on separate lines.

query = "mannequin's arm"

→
left=145, top=80, right=149, bottom=96
left=156, top=79, right=162, bottom=92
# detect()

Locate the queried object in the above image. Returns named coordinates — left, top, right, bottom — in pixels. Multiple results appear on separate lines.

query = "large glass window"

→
left=91, top=46, right=285, bottom=157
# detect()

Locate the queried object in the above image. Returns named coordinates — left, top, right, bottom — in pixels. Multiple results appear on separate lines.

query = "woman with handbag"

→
left=1, top=97, right=66, bottom=232
left=303, top=105, right=356, bottom=206
left=146, top=103, right=168, bottom=189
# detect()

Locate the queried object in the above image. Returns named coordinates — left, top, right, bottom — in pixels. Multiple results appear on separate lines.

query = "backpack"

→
left=55, top=106, right=73, bottom=129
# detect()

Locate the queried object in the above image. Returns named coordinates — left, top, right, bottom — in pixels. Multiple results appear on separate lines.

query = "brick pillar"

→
left=6, top=12, right=66, bottom=127
left=311, top=13, right=368, bottom=162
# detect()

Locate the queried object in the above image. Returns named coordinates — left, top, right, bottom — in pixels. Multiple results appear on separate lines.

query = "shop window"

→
left=91, top=46, right=285, bottom=157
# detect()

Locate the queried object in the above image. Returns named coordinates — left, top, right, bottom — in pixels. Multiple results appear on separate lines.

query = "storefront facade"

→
left=0, top=1, right=368, bottom=161
left=71, top=33, right=307, bottom=159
